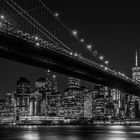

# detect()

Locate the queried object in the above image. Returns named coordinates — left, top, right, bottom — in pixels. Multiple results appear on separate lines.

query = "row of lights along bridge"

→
left=0, top=15, right=139, bottom=85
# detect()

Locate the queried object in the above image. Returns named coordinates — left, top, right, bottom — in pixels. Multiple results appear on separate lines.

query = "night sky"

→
left=0, top=0, right=140, bottom=97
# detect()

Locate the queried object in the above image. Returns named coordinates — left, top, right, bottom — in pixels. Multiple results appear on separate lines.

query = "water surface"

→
left=0, top=125, right=140, bottom=140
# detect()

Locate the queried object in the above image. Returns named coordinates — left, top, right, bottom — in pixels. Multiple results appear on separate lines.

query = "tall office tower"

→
left=5, top=93, right=13, bottom=106
left=46, top=91, right=61, bottom=117
left=111, top=89, right=120, bottom=119
left=45, top=70, right=54, bottom=92
left=51, top=75, right=58, bottom=92
left=63, top=77, right=84, bottom=119
left=75, top=86, right=85, bottom=119
left=132, top=51, right=140, bottom=81
left=45, top=71, right=60, bottom=116
left=5, top=92, right=16, bottom=116
left=35, top=77, right=46, bottom=98
left=29, top=91, right=42, bottom=116
left=93, top=85, right=106, bottom=120
left=67, top=77, right=81, bottom=89
left=45, top=70, right=58, bottom=92
left=131, top=51, right=140, bottom=119
left=16, top=77, right=30, bottom=116
left=104, top=87, right=115, bottom=120
left=84, top=88, right=94, bottom=119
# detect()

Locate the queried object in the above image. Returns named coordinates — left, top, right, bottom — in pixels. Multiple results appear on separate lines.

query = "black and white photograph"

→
left=0, top=0, right=140, bottom=139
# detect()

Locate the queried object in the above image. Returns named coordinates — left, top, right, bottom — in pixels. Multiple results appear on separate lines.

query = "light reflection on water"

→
left=22, top=132, right=40, bottom=140
left=1, top=125, right=140, bottom=140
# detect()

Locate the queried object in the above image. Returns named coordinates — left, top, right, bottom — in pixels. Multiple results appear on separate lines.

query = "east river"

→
left=1, top=125, right=140, bottom=140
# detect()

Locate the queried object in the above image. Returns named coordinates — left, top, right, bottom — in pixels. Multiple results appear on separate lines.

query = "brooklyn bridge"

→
left=0, top=0, right=140, bottom=97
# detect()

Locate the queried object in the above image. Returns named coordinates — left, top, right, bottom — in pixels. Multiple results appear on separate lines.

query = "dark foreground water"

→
left=1, top=125, right=140, bottom=140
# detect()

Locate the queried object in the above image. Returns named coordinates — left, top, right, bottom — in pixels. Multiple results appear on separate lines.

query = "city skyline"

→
left=1, top=1, right=140, bottom=139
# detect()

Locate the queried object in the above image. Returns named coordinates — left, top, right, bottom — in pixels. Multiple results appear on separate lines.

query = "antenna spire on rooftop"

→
left=136, top=50, right=138, bottom=67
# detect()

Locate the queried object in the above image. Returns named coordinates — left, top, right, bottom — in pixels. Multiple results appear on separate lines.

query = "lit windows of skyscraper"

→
left=45, top=70, right=60, bottom=117
left=45, top=70, right=54, bottom=92
left=46, top=91, right=61, bottom=117
left=44, top=70, right=58, bottom=92
left=131, top=51, right=140, bottom=119
left=67, top=77, right=81, bottom=89
left=93, top=85, right=106, bottom=120
left=63, top=77, right=84, bottom=119
left=35, top=77, right=46, bottom=98
left=29, top=91, right=42, bottom=116
left=132, top=51, right=140, bottom=81
left=16, top=77, right=30, bottom=116
left=84, top=90, right=93, bottom=119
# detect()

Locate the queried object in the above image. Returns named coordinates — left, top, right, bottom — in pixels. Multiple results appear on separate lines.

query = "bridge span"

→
left=0, top=20, right=140, bottom=96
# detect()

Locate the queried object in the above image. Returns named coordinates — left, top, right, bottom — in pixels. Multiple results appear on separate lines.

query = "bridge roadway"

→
left=0, top=20, right=140, bottom=96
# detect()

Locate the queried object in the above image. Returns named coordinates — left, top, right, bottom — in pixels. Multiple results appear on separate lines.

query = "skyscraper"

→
left=132, top=51, right=140, bottom=81
left=29, top=91, right=42, bottom=116
left=16, top=77, right=30, bottom=116
left=35, top=77, right=46, bottom=98
left=84, top=88, right=93, bottom=119
left=45, top=71, right=60, bottom=117
left=93, top=85, right=106, bottom=120
left=131, top=51, right=140, bottom=119
left=45, top=70, right=58, bottom=92
left=64, top=77, right=84, bottom=119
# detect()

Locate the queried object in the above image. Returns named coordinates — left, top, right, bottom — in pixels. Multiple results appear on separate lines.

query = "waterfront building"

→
left=0, top=92, right=16, bottom=123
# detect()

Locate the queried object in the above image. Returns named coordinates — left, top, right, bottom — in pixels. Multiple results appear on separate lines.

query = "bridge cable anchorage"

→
left=7, top=0, right=71, bottom=51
